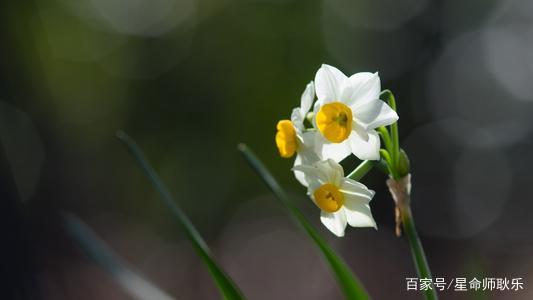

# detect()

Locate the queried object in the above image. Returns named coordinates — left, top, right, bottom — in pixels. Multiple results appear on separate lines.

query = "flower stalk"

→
left=347, top=160, right=375, bottom=181
left=380, top=89, right=438, bottom=300
left=387, top=176, right=438, bottom=300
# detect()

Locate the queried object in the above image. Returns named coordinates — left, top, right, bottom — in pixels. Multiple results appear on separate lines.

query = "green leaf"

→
left=238, top=144, right=371, bottom=300
left=63, top=213, right=176, bottom=300
left=117, top=131, right=245, bottom=300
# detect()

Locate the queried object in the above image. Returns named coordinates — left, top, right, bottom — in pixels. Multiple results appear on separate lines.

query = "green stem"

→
left=375, top=159, right=391, bottom=175
left=378, top=149, right=392, bottom=166
left=379, top=150, right=398, bottom=178
left=388, top=176, right=438, bottom=300
left=388, top=104, right=400, bottom=177
left=347, top=160, right=375, bottom=181
left=377, top=127, right=393, bottom=154
left=381, top=90, right=400, bottom=178
left=400, top=203, right=438, bottom=300
left=380, top=90, right=434, bottom=298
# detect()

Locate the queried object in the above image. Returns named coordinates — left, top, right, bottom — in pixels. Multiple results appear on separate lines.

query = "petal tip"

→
left=334, top=230, right=345, bottom=237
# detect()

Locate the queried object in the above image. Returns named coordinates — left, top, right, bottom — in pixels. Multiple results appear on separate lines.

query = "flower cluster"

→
left=275, top=64, right=399, bottom=237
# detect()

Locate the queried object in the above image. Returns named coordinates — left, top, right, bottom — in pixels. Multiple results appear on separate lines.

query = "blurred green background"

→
left=1, top=0, right=533, bottom=299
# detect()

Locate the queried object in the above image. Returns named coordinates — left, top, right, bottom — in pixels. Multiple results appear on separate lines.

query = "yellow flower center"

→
left=316, top=102, right=353, bottom=143
left=313, top=183, right=344, bottom=213
left=275, top=120, right=297, bottom=158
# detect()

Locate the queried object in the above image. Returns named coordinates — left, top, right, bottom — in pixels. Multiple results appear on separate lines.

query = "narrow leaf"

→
left=63, top=213, right=176, bottom=300
left=238, top=144, right=371, bottom=300
left=117, top=131, right=245, bottom=300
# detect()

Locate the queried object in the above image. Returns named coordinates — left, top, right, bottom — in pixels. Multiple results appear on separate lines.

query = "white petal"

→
left=339, top=178, right=375, bottom=203
left=344, top=201, right=377, bottom=229
left=290, top=107, right=304, bottom=130
left=355, top=100, right=399, bottom=130
left=300, top=81, right=315, bottom=116
left=297, top=159, right=342, bottom=186
left=311, top=101, right=321, bottom=128
left=292, top=133, right=321, bottom=187
left=352, top=121, right=369, bottom=142
left=315, top=134, right=352, bottom=163
left=348, top=130, right=380, bottom=160
left=315, top=64, right=347, bottom=103
left=299, top=131, right=318, bottom=159
left=292, top=164, right=327, bottom=192
left=292, top=164, right=326, bottom=182
left=325, top=159, right=344, bottom=186
left=292, top=154, right=308, bottom=187
left=320, top=210, right=347, bottom=237
left=344, top=72, right=381, bottom=108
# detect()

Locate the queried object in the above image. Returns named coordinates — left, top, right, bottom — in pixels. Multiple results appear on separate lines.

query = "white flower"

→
left=275, top=82, right=320, bottom=185
left=293, top=159, right=377, bottom=237
left=312, top=64, right=398, bottom=162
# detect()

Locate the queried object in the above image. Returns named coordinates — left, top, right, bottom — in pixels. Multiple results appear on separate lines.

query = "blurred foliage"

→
left=1, top=0, right=533, bottom=298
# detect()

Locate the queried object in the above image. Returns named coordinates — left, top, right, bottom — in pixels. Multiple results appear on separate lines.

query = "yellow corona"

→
left=275, top=120, right=297, bottom=158
left=313, top=183, right=344, bottom=213
left=316, top=102, right=353, bottom=143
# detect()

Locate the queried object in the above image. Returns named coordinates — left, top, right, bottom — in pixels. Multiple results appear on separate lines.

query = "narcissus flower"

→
left=293, top=159, right=376, bottom=237
left=275, top=82, right=320, bottom=185
left=313, top=64, right=398, bottom=162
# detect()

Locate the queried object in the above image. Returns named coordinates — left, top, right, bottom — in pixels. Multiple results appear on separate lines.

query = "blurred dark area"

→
left=0, top=0, right=532, bottom=299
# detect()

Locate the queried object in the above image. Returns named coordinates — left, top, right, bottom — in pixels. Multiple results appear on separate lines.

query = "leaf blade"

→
left=117, top=131, right=245, bottom=300
left=63, top=213, right=176, bottom=300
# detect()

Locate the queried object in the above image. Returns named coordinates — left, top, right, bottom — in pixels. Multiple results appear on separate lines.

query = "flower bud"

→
left=398, top=148, right=410, bottom=177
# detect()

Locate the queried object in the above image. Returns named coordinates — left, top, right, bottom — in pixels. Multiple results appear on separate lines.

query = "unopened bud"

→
left=398, top=148, right=410, bottom=178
